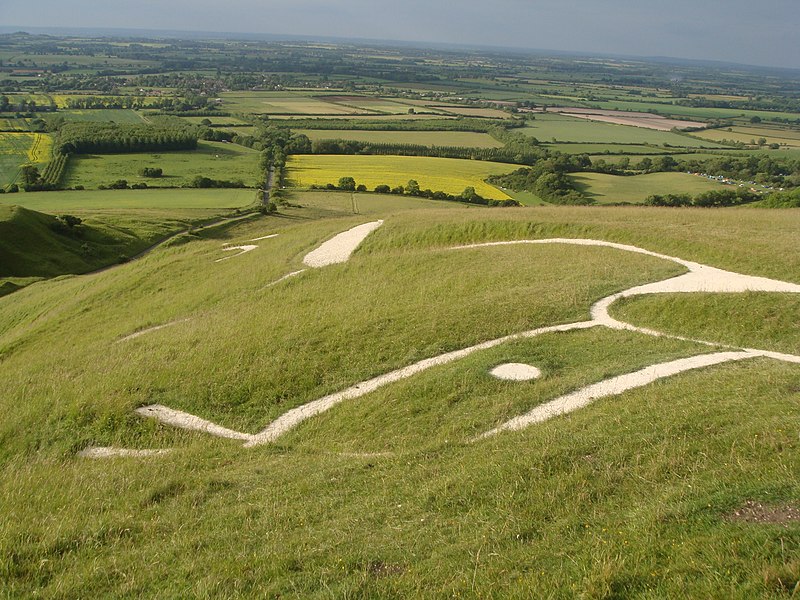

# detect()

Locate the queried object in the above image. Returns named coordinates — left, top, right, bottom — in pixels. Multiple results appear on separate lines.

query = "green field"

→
left=55, top=109, right=150, bottom=124
left=1, top=199, right=798, bottom=597
left=0, top=188, right=256, bottom=212
left=296, top=129, right=504, bottom=148
left=691, top=125, right=800, bottom=148
left=570, top=172, right=727, bottom=204
left=524, top=113, right=726, bottom=147
left=594, top=100, right=800, bottom=123
left=62, top=141, right=262, bottom=189
left=218, top=93, right=365, bottom=115
left=287, top=154, right=514, bottom=199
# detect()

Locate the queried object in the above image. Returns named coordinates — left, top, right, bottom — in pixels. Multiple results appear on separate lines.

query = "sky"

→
left=2, top=0, right=799, bottom=69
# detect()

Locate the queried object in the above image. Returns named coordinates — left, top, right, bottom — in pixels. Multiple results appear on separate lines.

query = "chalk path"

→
left=100, top=228, right=800, bottom=457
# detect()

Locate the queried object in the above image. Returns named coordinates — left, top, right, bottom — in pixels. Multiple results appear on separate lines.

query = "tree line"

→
left=54, top=122, right=198, bottom=155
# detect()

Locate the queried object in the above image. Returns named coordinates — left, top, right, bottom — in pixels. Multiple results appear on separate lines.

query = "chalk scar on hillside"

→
left=133, top=235, right=800, bottom=449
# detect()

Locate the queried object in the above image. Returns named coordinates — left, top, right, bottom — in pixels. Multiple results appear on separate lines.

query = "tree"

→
left=406, top=179, right=420, bottom=195
left=21, top=165, right=41, bottom=185
left=338, top=176, right=356, bottom=191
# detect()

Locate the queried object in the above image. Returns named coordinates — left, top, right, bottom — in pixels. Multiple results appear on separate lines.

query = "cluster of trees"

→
left=17, top=165, right=59, bottom=191
left=675, top=155, right=800, bottom=187
left=139, top=167, right=163, bottom=177
left=754, top=187, right=800, bottom=208
left=54, top=123, right=198, bottom=155
left=305, top=138, right=542, bottom=165
left=312, top=177, right=520, bottom=207
left=265, top=118, right=520, bottom=133
left=49, top=214, right=83, bottom=236
left=643, top=189, right=760, bottom=207
left=487, top=156, right=593, bottom=205
left=675, top=97, right=800, bottom=118
left=189, top=176, right=246, bottom=189
left=0, top=95, right=54, bottom=113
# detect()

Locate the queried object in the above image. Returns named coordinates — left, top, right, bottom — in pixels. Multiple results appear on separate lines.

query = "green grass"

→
left=0, top=199, right=798, bottom=597
left=570, top=172, right=727, bottom=204
left=296, top=129, right=504, bottom=148
left=287, top=154, right=515, bottom=199
left=218, top=93, right=365, bottom=115
left=62, top=141, right=262, bottom=189
left=0, top=188, right=256, bottom=212
left=612, top=293, right=800, bottom=355
left=55, top=109, right=149, bottom=124
left=524, top=113, right=725, bottom=147
left=0, top=204, right=196, bottom=281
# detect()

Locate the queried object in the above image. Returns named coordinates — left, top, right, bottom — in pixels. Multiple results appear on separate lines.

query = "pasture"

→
left=523, top=113, right=726, bottom=147
left=295, top=129, right=504, bottom=148
left=55, top=109, right=149, bottom=124
left=570, top=172, right=726, bottom=204
left=62, top=141, right=262, bottom=189
left=218, top=93, right=365, bottom=115
left=691, top=125, right=800, bottom=148
left=0, top=188, right=256, bottom=212
left=0, top=200, right=798, bottom=597
left=287, top=154, right=514, bottom=199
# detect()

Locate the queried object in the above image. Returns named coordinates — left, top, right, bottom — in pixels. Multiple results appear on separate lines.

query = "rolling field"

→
left=287, top=154, right=514, bottom=199
left=295, top=129, right=504, bottom=148
left=0, top=188, right=256, bottom=212
left=570, top=172, right=726, bottom=204
left=62, top=141, right=262, bottom=189
left=0, top=199, right=798, bottom=597
left=524, top=113, right=726, bottom=147
left=56, top=109, right=150, bottom=124
left=691, top=125, right=800, bottom=148
left=218, top=93, right=366, bottom=115
left=0, top=132, right=51, bottom=187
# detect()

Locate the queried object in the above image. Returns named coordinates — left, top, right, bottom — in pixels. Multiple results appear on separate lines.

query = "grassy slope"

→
left=0, top=188, right=256, bottom=212
left=0, top=204, right=185, bottom=280
left=0, top=199, right=798, bottom=597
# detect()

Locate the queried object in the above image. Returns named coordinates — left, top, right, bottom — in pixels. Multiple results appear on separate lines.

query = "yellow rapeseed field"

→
left=287, top=155, right=514, bottom=199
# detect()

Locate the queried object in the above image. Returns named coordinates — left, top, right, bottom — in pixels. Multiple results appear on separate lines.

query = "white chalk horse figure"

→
left=117, top=222, right=800, bottom=454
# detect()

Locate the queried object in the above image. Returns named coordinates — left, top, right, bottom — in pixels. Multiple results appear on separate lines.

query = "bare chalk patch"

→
left=117, top=318, right=191, bottom=343
left=78, top=446, right=171, bottom=459
left=490, top=363, right=542, bottom=381
left=135, top=404, right=252, bottom=441
left=216, top=244, right=257, bottom=262
left=480, top=351, right=757, bottom=438
left=303, top=220, right=383, bottom=268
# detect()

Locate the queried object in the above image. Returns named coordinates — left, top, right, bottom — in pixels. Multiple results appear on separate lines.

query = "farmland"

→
left=570, top=172, right=727, bottom=204
left=0, top=132, right=51, bottom=187
left=522, top=113, right=725, bottom=147
left=62, top=141, right=262, bottom=189
left=296, top=129, right=504, bottom=148
left=287, top=155, right=514, bottom=199
left=1, top=30, right=800, bottom=599
left=0, top=188, right=256, bottom=212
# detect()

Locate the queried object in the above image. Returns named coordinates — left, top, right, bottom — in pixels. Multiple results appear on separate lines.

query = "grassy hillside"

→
left=0, top=198, right=798, bottom=597
left=0, top=205, right=175, bottom=280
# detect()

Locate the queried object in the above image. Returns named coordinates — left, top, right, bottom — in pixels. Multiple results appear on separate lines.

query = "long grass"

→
left=0, top=198, right=798, bottom=597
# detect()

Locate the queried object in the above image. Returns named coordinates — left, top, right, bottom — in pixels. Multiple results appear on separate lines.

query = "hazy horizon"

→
left=1, top=0, right=798, bottom=70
